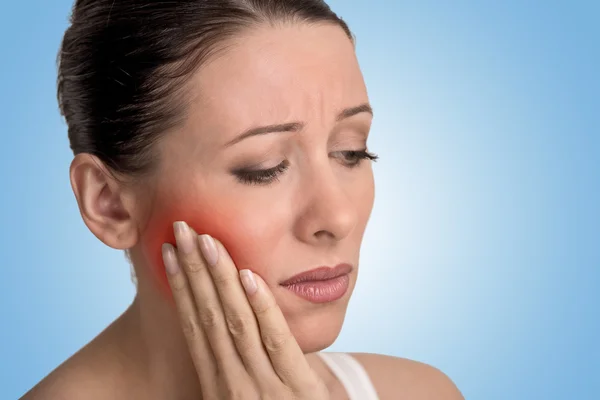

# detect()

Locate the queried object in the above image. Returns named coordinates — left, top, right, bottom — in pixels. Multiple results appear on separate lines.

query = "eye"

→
left=233, top=160, right=289, bottom=186
left=333, top=149, right=379, bottom=167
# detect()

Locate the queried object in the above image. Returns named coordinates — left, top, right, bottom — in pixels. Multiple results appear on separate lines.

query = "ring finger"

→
left=162, top=243, right=217, bottom=388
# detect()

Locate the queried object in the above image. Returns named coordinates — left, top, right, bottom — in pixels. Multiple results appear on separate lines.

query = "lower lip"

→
left=281, top=274, right=350, bottom=303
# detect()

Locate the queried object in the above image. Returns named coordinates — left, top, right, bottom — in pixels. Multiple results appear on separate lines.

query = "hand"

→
left=161, top=221, right=330, bottom=400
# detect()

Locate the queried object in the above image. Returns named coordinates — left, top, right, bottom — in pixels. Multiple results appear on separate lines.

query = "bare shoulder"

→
left=349, top=352, right=464, bottom=400
left=20, top=323, right=133, bottom=400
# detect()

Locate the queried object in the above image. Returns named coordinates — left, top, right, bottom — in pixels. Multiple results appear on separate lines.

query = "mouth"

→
left=279, top=263, right=353, bottom=304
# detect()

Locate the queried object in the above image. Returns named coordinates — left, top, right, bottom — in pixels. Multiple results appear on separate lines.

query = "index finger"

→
left=240, top=270, right=317, bottom=391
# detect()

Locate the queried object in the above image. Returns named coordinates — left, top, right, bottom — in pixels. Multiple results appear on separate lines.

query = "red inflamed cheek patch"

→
left=139, top=202, right=251, bottom=301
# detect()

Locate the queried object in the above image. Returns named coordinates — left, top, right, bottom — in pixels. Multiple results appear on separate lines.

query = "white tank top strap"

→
left=317, top=352, right=380, bottom=400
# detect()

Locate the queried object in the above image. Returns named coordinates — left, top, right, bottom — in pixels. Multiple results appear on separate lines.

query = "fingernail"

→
left=198, top=234, right=219, bottom=267
left=162, top=243, right=179, bottom=275
left=240, top=269, right=258, bottom=295
left=174, top=221, right=195, bottom=254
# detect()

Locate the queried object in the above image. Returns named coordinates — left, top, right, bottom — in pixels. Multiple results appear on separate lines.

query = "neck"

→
left=112, top=253, right=336, bottom=399
left=118, top=280, right=202, bottom=400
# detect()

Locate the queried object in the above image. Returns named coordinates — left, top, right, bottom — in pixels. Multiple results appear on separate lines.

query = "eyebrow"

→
left=224, top=103, right=374, bottom=148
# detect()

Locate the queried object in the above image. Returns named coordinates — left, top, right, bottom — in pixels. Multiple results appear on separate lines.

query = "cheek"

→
left=139, top=194, right=276, bottom=298
left=360, top=168, right=375, bottom=218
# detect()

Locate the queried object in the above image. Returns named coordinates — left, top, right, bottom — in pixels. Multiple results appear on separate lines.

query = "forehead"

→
left=184, top=23, right=368, bottom=143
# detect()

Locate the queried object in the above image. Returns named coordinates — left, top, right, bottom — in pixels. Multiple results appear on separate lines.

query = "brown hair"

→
left=57, top=0, right=353, bottom=182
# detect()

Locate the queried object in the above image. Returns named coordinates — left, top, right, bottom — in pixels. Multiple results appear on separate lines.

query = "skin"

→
left=162, top=224, right=332, bottom=399
left=139, top=22, right=374, bottom=353
left=21, top=23, right=463, bottom=400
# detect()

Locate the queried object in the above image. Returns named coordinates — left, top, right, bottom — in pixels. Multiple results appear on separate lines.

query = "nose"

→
left=293, top=168, right=357, bottom=245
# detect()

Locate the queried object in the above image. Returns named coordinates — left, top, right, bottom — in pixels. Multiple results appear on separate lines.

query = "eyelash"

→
left=234, top=149, right=379, bottom=186
left=234, top=160, right=290, bottom=186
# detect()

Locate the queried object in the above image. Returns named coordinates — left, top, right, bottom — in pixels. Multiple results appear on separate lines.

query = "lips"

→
left=279, top=263, right=353, bottom=304
left=279, top=263, right=353, bottom=285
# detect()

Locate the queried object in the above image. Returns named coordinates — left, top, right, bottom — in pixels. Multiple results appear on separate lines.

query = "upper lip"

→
left=279, top=263, right=353, bottom=285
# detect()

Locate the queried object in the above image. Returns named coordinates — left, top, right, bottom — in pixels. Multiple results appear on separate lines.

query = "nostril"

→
left=314, top=230, right=335, bottom=239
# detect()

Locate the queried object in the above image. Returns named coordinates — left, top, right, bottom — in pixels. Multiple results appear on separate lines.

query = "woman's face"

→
left=138, top=23, right=374, bottom=352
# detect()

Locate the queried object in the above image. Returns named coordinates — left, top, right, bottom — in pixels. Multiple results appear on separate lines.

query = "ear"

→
left=69, top=153, right=141, bottom=250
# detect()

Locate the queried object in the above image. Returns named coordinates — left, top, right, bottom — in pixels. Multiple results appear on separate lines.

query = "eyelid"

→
left=329, top=138, right=369, bottom=152
left=233, top=160, right=289, bottom=185
left=232, top=158, right=285, bottom=173
left=330, top=127, right=371, bottom=147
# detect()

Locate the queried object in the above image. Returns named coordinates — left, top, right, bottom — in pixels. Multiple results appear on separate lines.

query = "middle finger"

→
left=173, top=221, right=243, bottom=373
left=198, top=234, right=278, bottom=385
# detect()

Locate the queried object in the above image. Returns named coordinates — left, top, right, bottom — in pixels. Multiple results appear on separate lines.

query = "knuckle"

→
left=225, top=313, right=253, bottom=338
left=253, top=298, right=277, bottom=317
left=181, top=316, right=202, bottom=340
left=184, top=258, right=205, bottom=273
left=222, top=383, right=257, bottom=400
left=212, top=272, right=236, bottom=287
left=217, top=369, right=258, bottom=398
left=261, top=331, right=291, bottom=354
left=262, top=385, right=290, bottom=400
left=199, top=304, right=223, bottom=328
left=299, top=379, right=327, bottom=397
left=169, top=276, right=187, bottom=292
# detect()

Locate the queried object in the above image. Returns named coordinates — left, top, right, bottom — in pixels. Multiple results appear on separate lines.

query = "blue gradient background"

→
left=1, top=1, right=598, bottom=399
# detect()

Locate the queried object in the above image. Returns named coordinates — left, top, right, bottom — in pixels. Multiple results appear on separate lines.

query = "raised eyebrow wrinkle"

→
left=224, top=122, right=304, bottom=148
left=225, top=103, right=373, bottom=148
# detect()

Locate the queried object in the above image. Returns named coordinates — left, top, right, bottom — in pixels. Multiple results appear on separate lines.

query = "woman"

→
left=23, top=1, right=463, bottom=399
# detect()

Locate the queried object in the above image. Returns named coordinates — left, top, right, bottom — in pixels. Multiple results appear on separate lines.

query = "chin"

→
left=286, top=302, right=350, bottom=354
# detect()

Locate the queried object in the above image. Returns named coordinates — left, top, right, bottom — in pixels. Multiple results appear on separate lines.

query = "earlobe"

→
left=69, top=153, right=140, bottom=250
